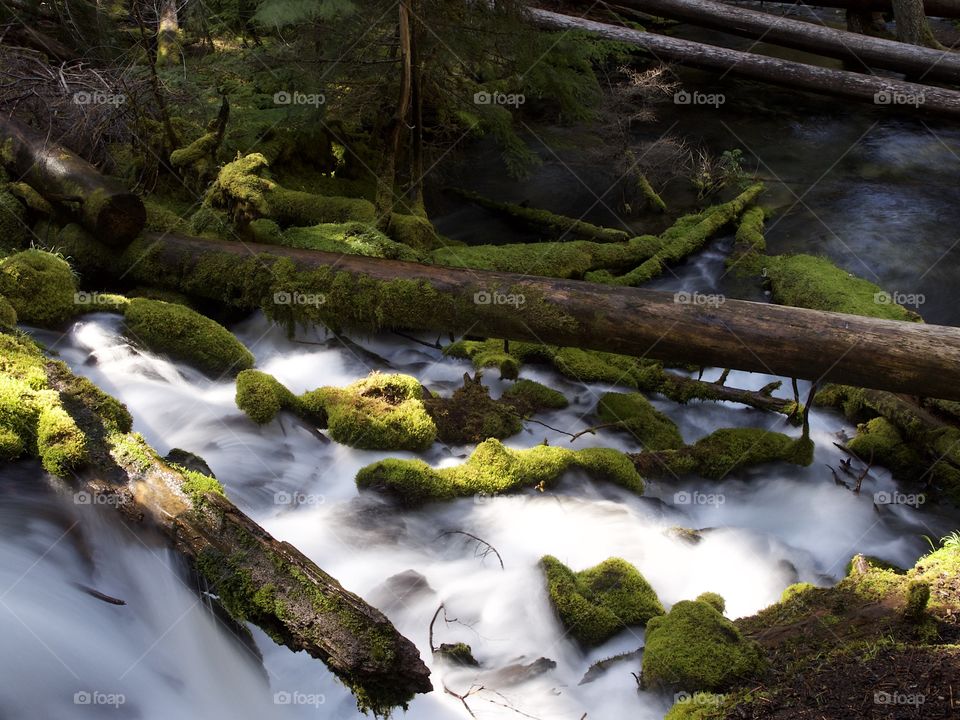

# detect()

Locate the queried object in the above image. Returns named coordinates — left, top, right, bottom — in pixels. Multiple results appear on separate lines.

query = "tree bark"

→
left=42, top=359, right=432, bottom=713
left=753, top=0, right=960, bottom=18
left=124, top=230, right=960, bottom=401
left=609, top=0, right=959, bottom=82
left=529, top=8, right=960, bottom=118
left=0, top=114, right=146, bottom=246
left=157, top=0, right=181, bottom=65
left=893, top=0, right=945, bottom=47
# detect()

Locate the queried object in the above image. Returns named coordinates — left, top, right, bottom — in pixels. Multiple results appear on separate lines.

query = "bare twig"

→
left=437, top=530, right=504, bottom=569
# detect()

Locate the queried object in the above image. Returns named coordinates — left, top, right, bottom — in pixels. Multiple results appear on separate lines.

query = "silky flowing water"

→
left=5, top=302, right=957, bottom=719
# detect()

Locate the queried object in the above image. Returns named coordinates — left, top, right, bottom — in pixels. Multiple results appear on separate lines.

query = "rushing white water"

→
left=7, top=309, right=957, bottom=720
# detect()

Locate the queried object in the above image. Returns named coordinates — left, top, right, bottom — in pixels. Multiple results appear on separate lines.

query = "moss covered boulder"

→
left=596, top=392, right=684, bottom=451
left=235, top=369, right=302, bottom=425
left=0, top=296, right=16, bottom=329
left=303, top=373, right=436, bottom=451
left=540, top=555, right=664, bottom=647
left=123, top=298, right=254, bottom=376
left=0, top=249, right=77, bottom=327
left=356, top=438, right=643, bottom=506
left=642, top=597, right=764, bottom=692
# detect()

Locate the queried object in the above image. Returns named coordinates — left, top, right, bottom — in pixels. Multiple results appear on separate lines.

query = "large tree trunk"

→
left=157, top=0, right=181, bottom=65
left=122, top=231, right=960, bottom=401
left=40, top=358, right=432, bottom=714
left=530, top=9, right=960, bottom=117
left=375, top=0, right=413, bottom=222
left=0, top=114, right=146, bottom=245
left=609, top=0, right=959, bottom=82
left=893, top=0, right=945, bottom=47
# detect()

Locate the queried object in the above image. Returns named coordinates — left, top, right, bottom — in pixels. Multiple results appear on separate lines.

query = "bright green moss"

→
left=0, top=249, right=77, bottom=327
left=587, top=185, right=763, bottom=286
left=541, top=555, right=664, bottom=647
left=696, top=592, right=726, bottom=614
left=35, top=398, right=87, bottom=475
left=0, top=425, right=22, bottom=460
left=847, top=417, right=921, bottom=475
left=356, top=439, right=643, bottom=506
left=235, top=369, right=300, bottom=425
left=780, top=582, right=816, bottom=603
left=643, top=598, right=764, bottom=692
left=687, top=427, right=811, bottom=480
left=122, top=297, right=254, bottom=376
left=0, top=375, right=37, bottom=461
left=387, top=213, right=444, bottom=251
left=280, top=222, right=422, bottom=261
left=176, top=465, right=226, bottom=508
left=58, top=373, right=132, bottom=434
left=434, top=642, right=478, bottom=666
left=664, top=693, right=728, bottom=720
left=445, top=339, right=523, bottom=380
left=109, top=431, right=155, bottom=474
left=762, top=254, right=919, bottom=321
left=596, top=392, right=684, bottom=451
left=728, top=205, right=766, bottom=269
left=304, top=373, right=436, bottom=451
left=500, top=378, right=568, bottom=412
left=0, top=295, right=16, bottom=329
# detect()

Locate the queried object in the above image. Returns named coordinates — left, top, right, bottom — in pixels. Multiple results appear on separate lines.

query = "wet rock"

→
left=479, top=657, right=557, bottom=687
left=163, top=448, right=216, bottom=478
left=435, top=642, right=479, bottom=667
left=579, top=647, right=643, bottom=684
left=368, top=569, right=435, bottom=611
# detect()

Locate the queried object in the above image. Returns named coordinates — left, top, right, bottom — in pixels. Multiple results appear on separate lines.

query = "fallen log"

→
left=121, top=230, right=960, bottom=400
left=756, top=0, right=960, bottom=18
left=19, top=347, right=433, bottom=713
left=529, top=8, right=960, bottom=118
left=0, top=114, right=145, bottom=245
left=611, top=0, right=960, bottom=83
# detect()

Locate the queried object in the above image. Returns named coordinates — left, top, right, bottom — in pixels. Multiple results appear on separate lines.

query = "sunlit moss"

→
left=596, top=391, right=684, bottom=451
left=0, top=249, right=77, bottom=327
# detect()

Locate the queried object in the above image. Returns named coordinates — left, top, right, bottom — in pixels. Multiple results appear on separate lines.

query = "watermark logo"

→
left=674, top=290, right=725, bottom=308
left=473, top=290, right=525, bottom=308
left=274, top=491, right=325, bottom=507
left=874, top=90, right=924, bottom=107
left=74, top=691, right=125, bottom=708
left=274, top=691, right=326, bottom=707
left=874, top=290, right=925, bottom=308
left=73, top=91, right=126, bottom=106
left=673, top=490, right=725, bottom=507
left=674, top=90, right=725, bottom=107
left=73, top=491, right=122, bottom=507
left=273, top=291, right=326, bottom=307
left=874, top=490, right=925, bottom=508
left=74, top=291, right=116, bottom=307
left=874, top=690, right=924, bottom=706
left=674, top=691, right=725, bottom=706
left=273, top=90, right=325, bottom=107
left=473, top=90, right=525, bottom=107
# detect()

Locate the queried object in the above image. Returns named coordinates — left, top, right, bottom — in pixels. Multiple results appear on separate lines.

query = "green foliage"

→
left=122, top=298, right=255, bottom=376
left=540, top=555, right=664, bottom=647
left=595, top=392, right=684, bottom=451
left=356, top=438, right=643, bottom=506
left=643, top=598, right=764, bottom=692
left=0, top=249, right=78, bottom=327
left=303, top=372, right=436, bottom=451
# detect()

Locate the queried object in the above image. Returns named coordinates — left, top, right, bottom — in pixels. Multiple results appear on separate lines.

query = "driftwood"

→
left=529, top=8, right=960, bottom=118
left=123, top=230, right=960, bottom=400
left=42, top=361, right=431, bottom=712
left=0, top=114, right=145, bottom=245
left=612, top=0, right=960, bottom=83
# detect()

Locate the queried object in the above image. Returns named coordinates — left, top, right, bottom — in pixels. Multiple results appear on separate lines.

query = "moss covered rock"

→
left=235, top=369, right=300, bottom=424
left=501, top=379, right=568, bottom=413
left=304, top=373, right=435, bottom=451
left=0, top=187, right=28, bottom=252
left=387, top=213, right=444, bottom=252
left=123, top=298, right=254, bottom=376
left=847, top=416, right=921, bottom=476
left=596, top=392, right=684, bottom=451
left=0, top=249, right=77, bottom=327
left=541, top=555, right=664, bottom=647
left=642, top=598, right=764, bottom=692
left=356, top=438, right=643, bottom=506
left=0, top=295, right=16, bottom=329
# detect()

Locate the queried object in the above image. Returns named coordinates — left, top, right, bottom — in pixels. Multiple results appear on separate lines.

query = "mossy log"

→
left=614, top=0, right=960, bottom=83
left=530, top=9, right=960, bottom=118
left=1, top=330, right=431, bottom=713
left=0, top=115, right=145, bottom=245
left=123, top=230, right=960, bottom=400
left=447, top=188, right=631, bottom=243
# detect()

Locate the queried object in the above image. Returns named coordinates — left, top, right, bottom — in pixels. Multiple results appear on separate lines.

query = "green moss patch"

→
left=356, top=438, right=643, bottom=506
left=123, top=297, right=254, bottom=376
left=235, top=369, right=301, bottom=425
left=280, top=222, right=422, bottom=261
left=0, top=249, right=77, bottom=327
left=596, top=391, right=684, bottom=451
left=304, top=373, right=436, bottom=451
left=541, top=555, right=664, bottom=647
left=643, top=598, right=764, bottom=692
